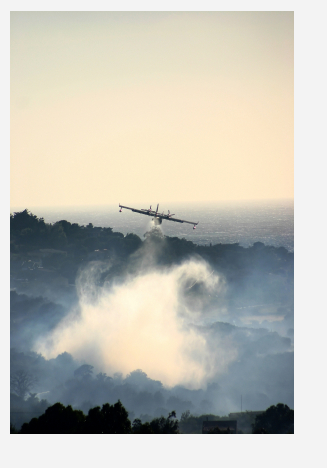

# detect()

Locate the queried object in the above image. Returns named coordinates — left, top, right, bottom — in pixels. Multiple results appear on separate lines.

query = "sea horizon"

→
left=10, top=198, right=294, bottom=252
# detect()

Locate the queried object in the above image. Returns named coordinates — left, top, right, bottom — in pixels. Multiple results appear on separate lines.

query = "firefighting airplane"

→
left=119, top=203, right=199, bottom=229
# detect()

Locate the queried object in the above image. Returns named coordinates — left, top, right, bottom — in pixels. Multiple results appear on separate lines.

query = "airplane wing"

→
left=119, top=204, right=156, bottom=217
left=159, top=215, right=198, bottom=225
left=119, top=204, right=198, bottom=226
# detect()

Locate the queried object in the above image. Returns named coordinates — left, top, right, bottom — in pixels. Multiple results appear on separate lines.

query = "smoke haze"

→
left=11, top=212, right=294, bottom=428
left=35, top=259, right=232, bottom=388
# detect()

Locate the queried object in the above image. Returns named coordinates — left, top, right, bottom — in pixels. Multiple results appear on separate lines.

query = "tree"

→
left=20, top=402, right=85, bottom=434
left=83, top=400, right=131, bottom=434
left=132, top=412, right=179, bottom=434
left=74, top=364, right=94, bottom=380
left=10, top=209, right=42, bottom=231
left=10, top=370, right=37, bottom=399
left=56, top=220, right=72, bottom=236
left=132, top=418, right=154, bottom=434
left=20, top=400, right=132, bottom=434
left=49, top=223, right=67, bottom=249
left=96, top=372, right=111, bottom=383
left=148, top=411, right=179, bottom=434
left=83, top=406, right=103, bottom=433
left=252, top=403, right=294, bottom=434
left=17, top=400, right=181, bottom=434
left=124, top=233, right=142, bottom=252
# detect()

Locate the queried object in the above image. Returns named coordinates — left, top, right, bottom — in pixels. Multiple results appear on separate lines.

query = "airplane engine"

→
left=153, top=217, right=162, bottom=225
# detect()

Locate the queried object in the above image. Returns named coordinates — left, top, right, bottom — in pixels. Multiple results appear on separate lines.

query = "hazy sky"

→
left=11, top=11, right=293, bottom=208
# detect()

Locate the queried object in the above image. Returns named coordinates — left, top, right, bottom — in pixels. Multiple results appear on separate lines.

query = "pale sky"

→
left=10, top=11, right=293, bottom=208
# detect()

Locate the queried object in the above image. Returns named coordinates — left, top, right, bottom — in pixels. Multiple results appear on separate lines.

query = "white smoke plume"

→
left=35, top=259, right=236, bottom=388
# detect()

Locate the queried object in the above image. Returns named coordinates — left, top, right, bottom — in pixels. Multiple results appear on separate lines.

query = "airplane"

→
left=119, top=203, right=199, bottom=229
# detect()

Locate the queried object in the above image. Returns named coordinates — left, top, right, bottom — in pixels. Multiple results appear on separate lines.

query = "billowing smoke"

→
left=34, top=259, right=233, bottom=388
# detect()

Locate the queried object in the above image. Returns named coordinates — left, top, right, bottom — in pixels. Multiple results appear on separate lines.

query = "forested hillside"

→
left=10, top=210, right=294, bottom=432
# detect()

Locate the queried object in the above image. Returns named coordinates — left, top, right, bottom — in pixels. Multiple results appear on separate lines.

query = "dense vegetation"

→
left=10, top=209, right=294, bottom=433
left=15, top=400, right=179, bottom=434
left=252, top=403, right=294, bottom=434
left=10, top=209, right=293, bottom=296
left=11, top=400, right=293, bottom=434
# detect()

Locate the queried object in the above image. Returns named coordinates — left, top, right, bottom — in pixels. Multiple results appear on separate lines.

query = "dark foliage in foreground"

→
left=132, top=411, right=178, bottom=434
left=17, top=401, right=294, bottom=434
left=252, top=403, right=294, bottom=434
left=19, top=401, right=179, bottom=434
left=20, top=402, right=85, bottom=434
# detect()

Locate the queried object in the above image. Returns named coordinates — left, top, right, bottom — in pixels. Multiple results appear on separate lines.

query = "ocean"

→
left=11, top=199, right=294, bottom=252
